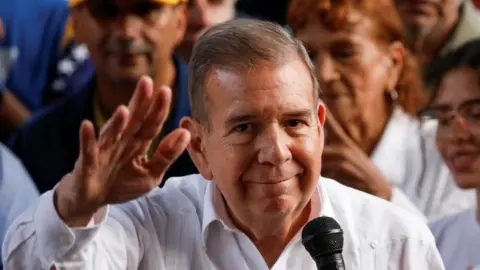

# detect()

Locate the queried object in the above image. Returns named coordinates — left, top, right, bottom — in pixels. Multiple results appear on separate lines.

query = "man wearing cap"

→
left=8, top=0, right=197, bottom=193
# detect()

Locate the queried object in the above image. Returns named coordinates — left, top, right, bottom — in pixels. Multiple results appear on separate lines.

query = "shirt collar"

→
left=201, top=178, right=336, bottom=248
left=440, top=0, right=480, bottom=55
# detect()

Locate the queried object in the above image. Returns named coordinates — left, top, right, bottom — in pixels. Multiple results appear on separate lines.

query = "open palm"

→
left=55, top=76, right=191, bottom=226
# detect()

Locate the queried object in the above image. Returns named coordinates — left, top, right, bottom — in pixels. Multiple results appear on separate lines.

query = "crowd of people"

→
left=1, top=0, right=480, bottom=269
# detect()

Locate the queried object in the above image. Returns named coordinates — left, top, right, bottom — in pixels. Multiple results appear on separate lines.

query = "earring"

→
left=389, top=90, right=398, bottom=102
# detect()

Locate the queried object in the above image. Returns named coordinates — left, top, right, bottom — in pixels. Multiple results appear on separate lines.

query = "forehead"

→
left=205, top=60, right=315, bottom=119
left=435, top=68, right=480, bottom=104
left=295, top=12, right=377, bottom=47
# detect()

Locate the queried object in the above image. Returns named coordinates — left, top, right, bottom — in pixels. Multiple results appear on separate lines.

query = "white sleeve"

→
left=2, top=190, right=143, bottom=270
left=390, top=187, right=427, bottom=222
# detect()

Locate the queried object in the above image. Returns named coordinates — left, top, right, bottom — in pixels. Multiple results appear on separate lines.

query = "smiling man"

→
left=8, top=0, right=197, bottom=192
left=3, top=19, right=443, bottom=269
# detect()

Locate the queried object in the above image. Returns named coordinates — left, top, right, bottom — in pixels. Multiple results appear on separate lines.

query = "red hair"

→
left=287, top=0, right=426, bottom=115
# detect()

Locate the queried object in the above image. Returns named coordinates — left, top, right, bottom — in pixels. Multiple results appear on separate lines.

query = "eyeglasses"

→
left=418, top=98, right=480, bottom=139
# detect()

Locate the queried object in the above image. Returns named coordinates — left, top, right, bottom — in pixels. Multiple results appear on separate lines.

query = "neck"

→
left=406, top=13, right=459, bottom=66
left=229, top=201, right=312, bottom=268
left=96, top=60, right=176, bottom=118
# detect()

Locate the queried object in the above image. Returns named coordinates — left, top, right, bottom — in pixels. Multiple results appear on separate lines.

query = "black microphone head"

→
left=301, top=216, right=344, bottom=259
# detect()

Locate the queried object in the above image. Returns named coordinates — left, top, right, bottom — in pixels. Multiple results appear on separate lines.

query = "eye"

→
left=285, top=119, right=306, bottom=129
left=331, top=47, right=355, bottom=60
left=233, top=123, right=253, bottom=133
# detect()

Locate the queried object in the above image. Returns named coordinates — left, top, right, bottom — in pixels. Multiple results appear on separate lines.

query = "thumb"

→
left=146, top=128, right=191, bottom=179
left=78, top=120, right=99, bottom=178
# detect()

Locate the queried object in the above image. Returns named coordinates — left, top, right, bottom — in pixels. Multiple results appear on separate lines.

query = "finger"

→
left=324, top=110, right=354, bottom=146
left=121, top=76, right=155, bottom=140
left=78, top=120, right=98, bottom=176
left=146, top=128, right=191, bottom=180
left=322, top=161, right=366, bottom=190
left=129, top=85, right=172, bottom=156
left=97, top=105, right=129, bottom=150
left=322, top=146, right=351, bottom=162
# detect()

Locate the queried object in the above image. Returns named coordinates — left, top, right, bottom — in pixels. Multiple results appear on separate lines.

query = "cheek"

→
left=435, top=136, right=449, bottom=162
left=292, top=131, right=323, bottom=173
left=207, top=140, right=253, bottom=183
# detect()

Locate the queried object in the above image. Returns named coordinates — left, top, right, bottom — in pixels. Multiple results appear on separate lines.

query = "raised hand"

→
left=55, top=76, right=191, bottom=226
left=322, top=110, right=392, bottom=200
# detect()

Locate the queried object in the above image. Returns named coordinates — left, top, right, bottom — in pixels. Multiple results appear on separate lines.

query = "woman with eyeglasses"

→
left=287, top=0, right=475, bottom=221
left=420, top=39, right=480, bottom=270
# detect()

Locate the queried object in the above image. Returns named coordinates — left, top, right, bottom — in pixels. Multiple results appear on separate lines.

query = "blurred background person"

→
left=287, top=0, right=475, bottom=221
left=0, top=142, right=39, bottom=270
left=176, top=0, right=237, bottom=62
left=236, top=0, right=289, bottom=25
left=8, top=0, right=197, bottom=193
left=394, top=0, right=480, bottom=72
left=0, top=0, right=90, bottom=141
left=421, top=39, right=480, bottom=270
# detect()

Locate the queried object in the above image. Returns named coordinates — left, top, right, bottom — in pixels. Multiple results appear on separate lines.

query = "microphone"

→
left=301, top=216, right=346, bottom=270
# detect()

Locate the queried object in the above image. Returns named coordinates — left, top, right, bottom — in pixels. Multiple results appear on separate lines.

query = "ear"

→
left=317, top=101, right=326, bottom=126
left=385, top=41, right=405, bottom=92
left=180, top=116, right=214, bottom=180
left=172, top=4, right=187, bottom=46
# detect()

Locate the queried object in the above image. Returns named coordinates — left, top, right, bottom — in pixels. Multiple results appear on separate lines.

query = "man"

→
left=394, top=0, right=480, bottom=69
left=2, top=19, right=444, bottom=269
left=8, top=0, right=197, bottom=193
left=0, top=143, right=39, bottom=270
left=176, top=0, right=237, bottom=62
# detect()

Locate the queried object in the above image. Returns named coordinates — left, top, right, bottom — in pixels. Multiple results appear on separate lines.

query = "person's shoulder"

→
left=322, top=178, right=433, bottom=242
left=15, top=89, right=89, bottom=138
left=430, top=208, right=476, bottom=236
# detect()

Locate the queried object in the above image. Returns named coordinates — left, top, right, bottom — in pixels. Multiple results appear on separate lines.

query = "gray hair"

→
left=188, top=18, right=320, bottom=127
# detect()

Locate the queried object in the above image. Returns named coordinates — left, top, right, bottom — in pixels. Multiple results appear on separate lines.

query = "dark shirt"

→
left=8, top=55, right=197, bottom=193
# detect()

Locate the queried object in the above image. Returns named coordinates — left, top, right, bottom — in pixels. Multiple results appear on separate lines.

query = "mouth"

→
left=448, top=152, right=480, bottom=172
left=248, top=175, right=300, bottom=185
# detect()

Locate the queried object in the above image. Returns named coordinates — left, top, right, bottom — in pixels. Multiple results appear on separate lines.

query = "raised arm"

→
left=2, top=76, right=190, bottom=269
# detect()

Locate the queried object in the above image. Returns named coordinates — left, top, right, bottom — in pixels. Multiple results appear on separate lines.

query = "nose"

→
left=449, top=115, right=472, bottom=142
left=256, top=126, right=292, bottom=166
left=314, top=54, right=340, bottom=83
left=189, top=1, right=211, bottom=28
left=113, top=14, right=142, bottom=40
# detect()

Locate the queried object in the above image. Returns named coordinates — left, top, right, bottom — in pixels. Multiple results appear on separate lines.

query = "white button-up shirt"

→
left=2, top=175, right=444, bottom=270
left=371, top=108, right=475, bottom=222
left=430, top=209, right=480, bottom=270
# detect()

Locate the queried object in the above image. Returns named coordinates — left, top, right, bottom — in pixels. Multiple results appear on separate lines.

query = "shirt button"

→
left=58, top=235, right=72, bottom=245
left=370, top=241, right=377, bottom=249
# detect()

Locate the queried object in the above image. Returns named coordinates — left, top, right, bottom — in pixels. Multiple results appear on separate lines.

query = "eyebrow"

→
left=224, top=109, right=314, bottom=127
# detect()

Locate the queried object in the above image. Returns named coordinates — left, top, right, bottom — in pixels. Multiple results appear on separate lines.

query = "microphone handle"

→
left=314, top=253, right=346, bottom=270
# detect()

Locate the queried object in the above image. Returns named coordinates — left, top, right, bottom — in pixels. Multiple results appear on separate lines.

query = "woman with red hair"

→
left=287, top=0, right=475, bottom=221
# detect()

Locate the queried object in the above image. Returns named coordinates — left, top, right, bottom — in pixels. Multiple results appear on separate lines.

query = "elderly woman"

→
left=422, top=39, right=480, bottom=270
left=287, top=0, right=474, bottom=221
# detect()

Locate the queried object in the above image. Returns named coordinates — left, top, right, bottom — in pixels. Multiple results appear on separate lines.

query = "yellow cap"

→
left=70, top=0, right=188, bottom=8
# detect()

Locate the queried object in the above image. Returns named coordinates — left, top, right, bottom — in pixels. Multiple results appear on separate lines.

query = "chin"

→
left=453, top=175, right=480, bottom=190
left=260, top=195, right=299, bottom=216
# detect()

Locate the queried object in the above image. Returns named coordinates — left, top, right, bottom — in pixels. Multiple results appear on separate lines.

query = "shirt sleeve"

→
left=1, top=190, right=145, bottom=269
left=390, top=187, right=427, bottom=222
